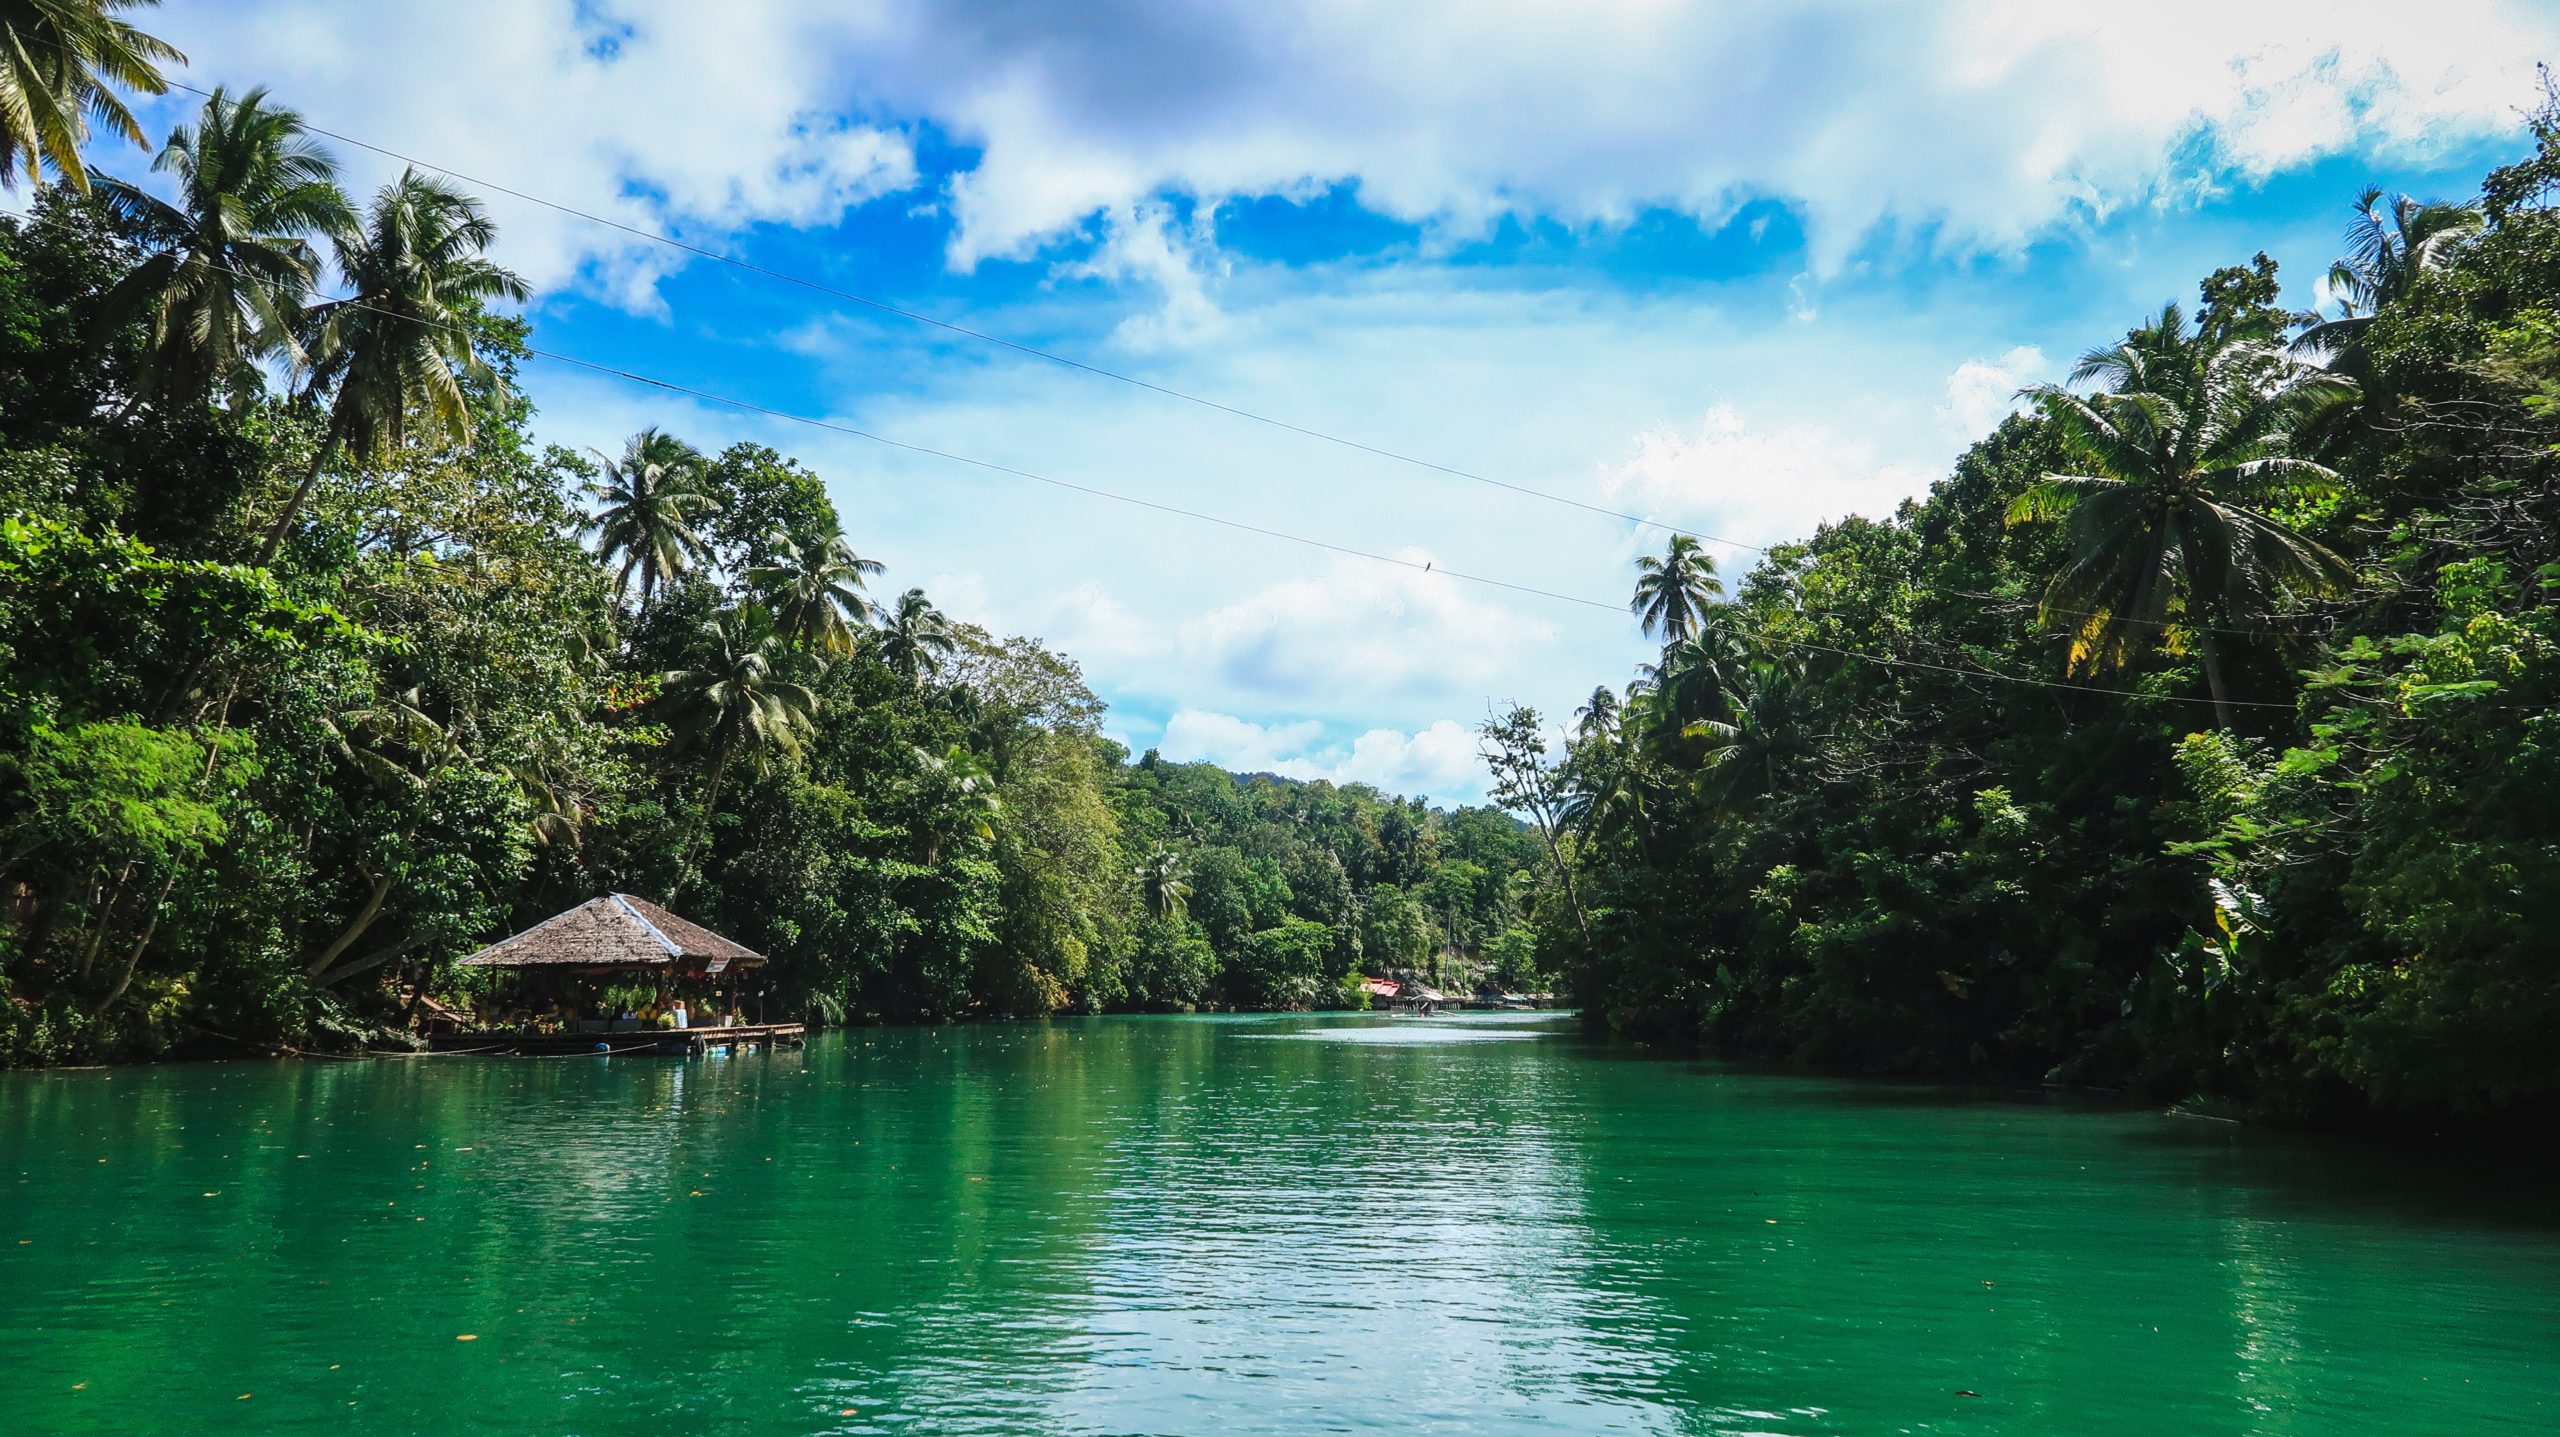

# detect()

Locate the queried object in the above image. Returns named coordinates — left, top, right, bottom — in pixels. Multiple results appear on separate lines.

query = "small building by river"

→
left=433, top=894, right=805, bottom=1055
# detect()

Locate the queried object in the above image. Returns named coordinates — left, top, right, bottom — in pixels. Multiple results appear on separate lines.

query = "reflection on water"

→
left=3, top=1014, right=2556, bottom=1436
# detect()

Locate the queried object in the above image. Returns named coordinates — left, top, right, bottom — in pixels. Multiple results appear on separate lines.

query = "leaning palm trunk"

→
left=669, top=740, right=735, bottom=903
left=256, top=409, right=346, bottom=566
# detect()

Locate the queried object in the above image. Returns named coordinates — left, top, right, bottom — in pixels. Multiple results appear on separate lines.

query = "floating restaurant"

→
left=432, top=894, right=805, bottom=1055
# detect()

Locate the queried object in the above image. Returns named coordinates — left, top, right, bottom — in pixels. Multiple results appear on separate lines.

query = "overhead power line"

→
left=159, top=77, right=1770, bottom=556
left=93, top=208, right=2293, bottom=714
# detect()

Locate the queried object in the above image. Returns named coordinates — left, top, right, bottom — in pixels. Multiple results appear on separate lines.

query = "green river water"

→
left=3, top=1011, right=2554, bottom=1435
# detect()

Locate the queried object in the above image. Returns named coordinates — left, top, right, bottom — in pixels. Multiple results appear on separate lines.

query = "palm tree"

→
left=1573, top=685, right=1620, bottom=743
left=585, top=427, right=717, bottom=609
left=1136, top=849, right=1191, bottom=923
left=1630, top=533, right=1723, bottom=645
left=257, top=169, right=527, bottom=564
left=0, top=0, right=180, bottom=193
left=750, top=528, right=881, bottom=654
left=876, top=586, right=956, bottom=686
left=2008, top=303, right=2358, bottom=727
left=659, top=606, right=818, bottom=893
left=913, top=743, right=999, bottom=864
left=1686, top=660, right=1820, bottom=804
left=2295, top=186, right=2481, bottom=360
left=94, top=85, right=350, bottom=406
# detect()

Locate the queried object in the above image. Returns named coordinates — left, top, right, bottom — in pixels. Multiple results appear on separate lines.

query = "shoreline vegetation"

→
left=0, top=52, right=1553, bottom=1068
left=1494, top=111, right=2560, bottom=1139
left=4, top=12, right=2559, bottom=1139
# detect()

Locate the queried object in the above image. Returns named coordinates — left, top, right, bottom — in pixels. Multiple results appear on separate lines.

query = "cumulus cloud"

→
left=148, top=1, right=917, bottom=306
left=897, top=1, right=2557, bottom=271
left=1939, top=346, right=2051, bottom=439
left=1160, top=711, right=1483, bottom=800
left=1177, top=547, right=1555, bottom=702
left=1053, top=202, right=1230, bottom=349
left=1600, top=405, right=1937, bottom=545
left=148, top=2, right=2560, bottom=302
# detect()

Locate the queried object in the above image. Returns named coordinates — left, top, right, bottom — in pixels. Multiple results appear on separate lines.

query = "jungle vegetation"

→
left=0, top=62, right=1544, bottom=1062
left=1489, top=111, right=2560, bottom=1130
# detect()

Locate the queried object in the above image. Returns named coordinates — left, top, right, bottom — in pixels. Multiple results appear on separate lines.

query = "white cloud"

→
left=145, top=3, right=2560, bottom=302
left=1161, top=711, right=1484, bottom=800
left=1053, top=201, right=1230, bottom=349
left=894, top=1, right=2558, bottom=272
left=1600, top=405, right=1937, bottom=544
left=1939, top=345, right=2051, bottom=439
left=148, top=1, right=917, bottom=307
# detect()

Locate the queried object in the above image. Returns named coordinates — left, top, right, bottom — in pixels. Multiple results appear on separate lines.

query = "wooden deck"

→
left=427, top=1022, right=806, bottom=1056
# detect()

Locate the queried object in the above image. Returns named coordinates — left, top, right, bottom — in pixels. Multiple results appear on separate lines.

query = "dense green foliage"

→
left=0, top=88, right=1544, bottom=1063
left=1502, top=114, right=2560, bottom=1129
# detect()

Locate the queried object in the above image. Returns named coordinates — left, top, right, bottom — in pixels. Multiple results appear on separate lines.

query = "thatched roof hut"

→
left=457, top=894, right=762, bottom=975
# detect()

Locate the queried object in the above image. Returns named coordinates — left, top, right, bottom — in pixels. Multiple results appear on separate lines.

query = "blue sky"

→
left=122, top=2, right=2560, bottom=802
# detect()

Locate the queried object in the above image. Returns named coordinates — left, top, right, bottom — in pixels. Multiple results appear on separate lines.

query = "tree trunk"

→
left=307, top=866, right=394, bottom=978
left=93, top=870, right=180, bottom=1017
left=1534, top=814, right=1596, bottom=954
left=316, top=933, right=425, bottom=989
left=669, top=741, right=734, bottom=902
left=255, top=410, right=344, bottom=567
left=2196, top=628, right=2235, bottom=731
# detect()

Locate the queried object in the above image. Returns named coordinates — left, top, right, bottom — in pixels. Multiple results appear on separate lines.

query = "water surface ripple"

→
left=3, top=1012, right=2554, bottom=1434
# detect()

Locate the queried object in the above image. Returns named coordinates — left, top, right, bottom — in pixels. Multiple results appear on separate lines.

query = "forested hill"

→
left=0, top=97, right=1543, bottom=1065
left=1487, top=108, right=2560, bottom=1133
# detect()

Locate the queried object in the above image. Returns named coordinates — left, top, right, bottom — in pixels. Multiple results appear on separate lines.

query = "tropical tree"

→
left=1573, top=685, right=1620, bottom=743
left=258, top=169, right=527, bottom=563
left=2295, top=186, right=2482, bottom=360
left=877, top=586, right=956, bottom=686
left=750, top=528, right=881, bottom=654
left=1630, top=533, right=1723, bottom=645
left=1136, top=848, right=1191, bottom=922
left=658, top=606, right=817, bottom=892
left=94, top=85, right=349, bottom=406
left=1685, top=660, right=1821, bottom=804
left=0, top=0, right=179, bottom=193
left=585, top=427, right=717, bottom=609
left=2007, top=303, right=2358, bottom=727
left=912, top=742, right=999, bottom=864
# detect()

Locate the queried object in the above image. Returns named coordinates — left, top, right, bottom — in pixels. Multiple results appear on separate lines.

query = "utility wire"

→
left=129, top=237, right=2300, bottom=714
left=159, top=77, right=1769, bottom=555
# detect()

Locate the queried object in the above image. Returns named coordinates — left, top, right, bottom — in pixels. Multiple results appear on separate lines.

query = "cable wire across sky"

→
left=112, top=127, right=2306, bottom=716
left=159, top=77, right=1771, bottom=556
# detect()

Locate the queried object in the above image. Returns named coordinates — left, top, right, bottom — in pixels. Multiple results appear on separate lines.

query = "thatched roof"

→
left=457, top=895, right=762, bottom=972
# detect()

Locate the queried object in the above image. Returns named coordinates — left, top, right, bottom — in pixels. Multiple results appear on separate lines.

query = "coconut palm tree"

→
left=750, top=528, right=882, bottom=655
left=1630, top=533, right=1723, bottom=645
left=1573, top=685, right=1620, bottom=743
left=2295, top=186, right=2482, bottom=360
left=659, top=606, right=818, bottom=893
left=912, top=743, right=999, bottom=864
left=257, top=169, right=527, bottom=564
left=877, top=586, right=956, bottom=686
left=2008, top=303, right=2358, bottom=727
left=1137, top=849, right=1191, bottom=923
left=1686, top=660, right=1821, bottom=804
left=585, top=427, right=717, bottom=609
left=0, top=0, right=180, bottom=193
left=94, top=85, right=350, bottom=406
